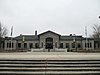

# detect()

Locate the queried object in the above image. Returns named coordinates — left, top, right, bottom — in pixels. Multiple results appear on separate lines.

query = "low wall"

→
left=29, top=48, right=68, bottom=52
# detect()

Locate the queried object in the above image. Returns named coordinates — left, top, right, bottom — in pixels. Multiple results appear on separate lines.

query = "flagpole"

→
left=85, top=26, right=88, bottom=50
left=11, top=26, right=13, bottom=50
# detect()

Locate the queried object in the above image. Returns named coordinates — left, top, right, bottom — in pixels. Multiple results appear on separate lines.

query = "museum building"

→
left=2, top=30, right=100, bottom=51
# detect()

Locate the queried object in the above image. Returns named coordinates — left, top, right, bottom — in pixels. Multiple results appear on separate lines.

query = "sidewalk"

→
left=0, top=52, right=100, bottom=60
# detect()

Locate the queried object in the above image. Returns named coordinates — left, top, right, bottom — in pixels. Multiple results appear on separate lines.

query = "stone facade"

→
left=2, top=30, right=100, bottom=51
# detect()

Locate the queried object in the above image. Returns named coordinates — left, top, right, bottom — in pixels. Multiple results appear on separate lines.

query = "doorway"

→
left=45, top=37, right=53, bottom=49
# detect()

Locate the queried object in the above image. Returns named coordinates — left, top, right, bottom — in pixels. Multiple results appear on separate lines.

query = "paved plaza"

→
left=0, top=52, right=100, bottom=60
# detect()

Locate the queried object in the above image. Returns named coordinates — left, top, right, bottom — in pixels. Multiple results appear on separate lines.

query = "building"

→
left=1, top=30, right=100, bottom=52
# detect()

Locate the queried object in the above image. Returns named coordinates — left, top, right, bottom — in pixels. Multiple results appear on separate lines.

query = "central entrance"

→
left=45, top=37, right=53, bottom=50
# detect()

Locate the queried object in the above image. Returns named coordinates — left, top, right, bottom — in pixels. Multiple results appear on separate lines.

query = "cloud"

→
left=0, top=0, right=100, bottom=36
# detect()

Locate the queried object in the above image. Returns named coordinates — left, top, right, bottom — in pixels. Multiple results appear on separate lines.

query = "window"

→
left=88, top=43, right=89, bottom=48
left=9, top=43, right=11, bottom=48
left=7, top=42, right=13, bottom=48
left=77, top=43, right=81, bottom=48
left=35, top=43, right=39, bottom=48
left=90, top=43, right=92, bottom=48
left=60, top=43, right=63, bottom=48
left=72, top=43, right=75, bottom=48
left=66, top=43, right=69, bottom=48
left=85, top=43, right=90, bottom=48
left=85, top=43, right=86, bottom=47
left=24, top=43, right=27, bottom=48
left=18, top=43, right=21, bottom=48
left=85, top=43, right=88, bottom=48
left=29, top=43, right=33, bottom=48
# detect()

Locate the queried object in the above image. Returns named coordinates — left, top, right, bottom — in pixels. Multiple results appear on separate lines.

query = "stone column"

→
left=4, top=41, right=7, bottom=50
left=92, top=41, right=94, bottom=50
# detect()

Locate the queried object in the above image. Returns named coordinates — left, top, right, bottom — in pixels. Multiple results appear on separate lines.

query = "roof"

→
left=60, top=36, right=83, bottom=41
left=4, top=37, right=16, bottom=40
left=15, top=35, right=38, bottom=41
left=4, top=35, right=95, bottom=41
left=82, top=38, right=94, bottom=40
left=38, top=30, right=61, bottom=36
left=4, top=30, right=95, bottom=41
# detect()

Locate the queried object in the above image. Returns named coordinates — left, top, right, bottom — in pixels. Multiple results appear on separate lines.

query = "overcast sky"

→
left=0, top=0, right=100, bottom=37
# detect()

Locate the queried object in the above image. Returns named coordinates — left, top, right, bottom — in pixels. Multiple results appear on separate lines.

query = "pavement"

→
left=0, top=52, right=100, bottom=60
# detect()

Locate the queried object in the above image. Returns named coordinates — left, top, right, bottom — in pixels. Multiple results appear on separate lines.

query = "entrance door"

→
left=45, top=37, right=53, bottom=49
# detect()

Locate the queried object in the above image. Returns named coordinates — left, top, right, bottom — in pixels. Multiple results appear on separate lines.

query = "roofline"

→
left=38, top=30, right=61, bottom=36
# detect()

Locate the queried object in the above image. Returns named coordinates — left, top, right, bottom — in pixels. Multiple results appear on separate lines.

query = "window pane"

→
left=18, top=43, right=21, bottom=48
left=29, top=43, right=33, bottom=48
left=88, top=43, right=89, bottom=48
left=9, top=43, right=11, bottom=48
left=24, top=43, right=27, bottom=48
left=90, top=43, right=92, bottom=48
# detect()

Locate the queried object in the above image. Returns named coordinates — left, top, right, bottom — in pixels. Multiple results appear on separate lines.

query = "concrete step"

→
left=0, top=59, right=100, bottom=75
left=0, top=60, right=100, bottom=64
left=0, top=63, right=100, bottom=67
left=1, top=61, right=100, bottom=64
left=0, top=59, right=99, bottom=61
left=0, top=67, right=100, bottom=71
left=0, top=71, right=100, bottom=75
left=0, top=64, right=100, bottom=69
left=0, top=63, right=100, bottom=66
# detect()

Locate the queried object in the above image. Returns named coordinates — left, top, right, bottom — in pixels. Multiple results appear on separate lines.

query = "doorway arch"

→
left=45, top=37, right=53, bottom=49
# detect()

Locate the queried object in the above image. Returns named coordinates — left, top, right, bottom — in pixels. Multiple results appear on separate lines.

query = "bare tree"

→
left=92, top=24, right=100, bottom=38
left=0, top=22, right=8, bottom=48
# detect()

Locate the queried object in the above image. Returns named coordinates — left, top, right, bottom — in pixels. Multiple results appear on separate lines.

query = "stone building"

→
left=2, top=30, right=100, bottom=52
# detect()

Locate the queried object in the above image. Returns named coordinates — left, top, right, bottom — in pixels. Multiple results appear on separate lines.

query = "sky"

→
left=0, top=0, right=100, bottom=37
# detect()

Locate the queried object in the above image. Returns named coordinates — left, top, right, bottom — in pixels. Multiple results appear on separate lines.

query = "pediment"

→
left=38, top=30, right=60, bottom=37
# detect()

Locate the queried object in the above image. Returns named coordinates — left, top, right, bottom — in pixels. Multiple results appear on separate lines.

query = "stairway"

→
left=0, top=59, right=100, bottom=75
